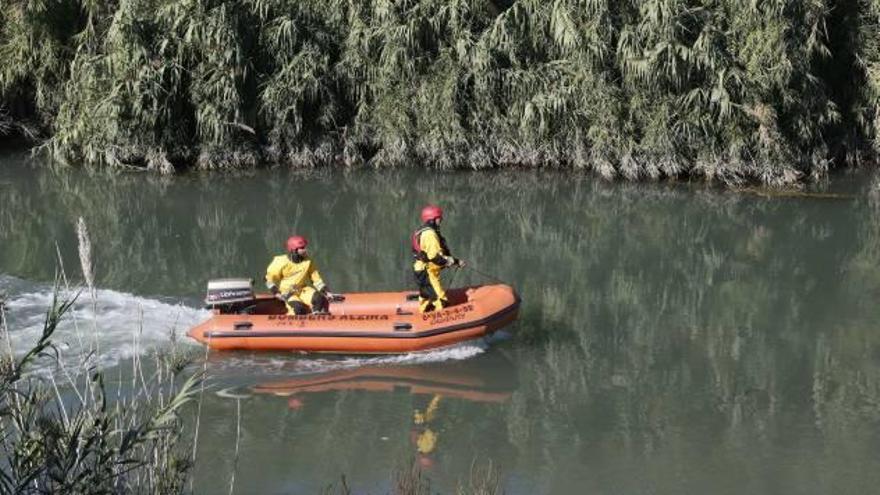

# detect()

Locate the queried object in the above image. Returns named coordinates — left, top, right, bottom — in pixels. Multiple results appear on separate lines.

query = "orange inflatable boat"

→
left=187, top=279, right=519, bottom=353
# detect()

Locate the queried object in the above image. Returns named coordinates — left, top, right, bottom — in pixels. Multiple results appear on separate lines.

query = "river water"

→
left=2, top=152, right=880, bottom=494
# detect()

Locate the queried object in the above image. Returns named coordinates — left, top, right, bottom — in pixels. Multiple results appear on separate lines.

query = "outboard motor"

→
left=205, top=278, right=255, bottom=314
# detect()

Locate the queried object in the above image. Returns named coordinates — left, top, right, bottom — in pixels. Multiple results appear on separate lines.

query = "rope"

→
left=463, top=264, right=507, bottom=285
left=449, top=265, right=462, bottom=288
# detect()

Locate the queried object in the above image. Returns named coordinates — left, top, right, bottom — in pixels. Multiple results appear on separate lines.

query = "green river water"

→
left=2, top=152, right=880, bottom=494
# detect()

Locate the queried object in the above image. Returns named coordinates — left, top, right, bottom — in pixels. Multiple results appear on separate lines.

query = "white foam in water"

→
left=1, top=275, right=208, bottom=372
left=206, top=340, right=488, bottom=378
left=296, top=341, right=487, bottom=371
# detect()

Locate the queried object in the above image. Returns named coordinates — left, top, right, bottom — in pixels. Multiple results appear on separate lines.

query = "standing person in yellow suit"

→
left=266, top=235, right=332, bottom=315
left=411, top=205, right=465, bottom=313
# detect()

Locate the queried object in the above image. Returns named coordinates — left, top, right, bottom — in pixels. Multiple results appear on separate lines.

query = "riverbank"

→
left=2, top=1, right=878, bottom=184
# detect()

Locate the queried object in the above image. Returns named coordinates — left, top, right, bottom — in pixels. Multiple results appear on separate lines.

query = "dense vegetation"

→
left=1, top=0, right=879, bottom=180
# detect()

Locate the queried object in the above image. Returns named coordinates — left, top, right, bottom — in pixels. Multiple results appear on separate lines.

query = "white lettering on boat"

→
left=266, top=314, right=390, bottom=324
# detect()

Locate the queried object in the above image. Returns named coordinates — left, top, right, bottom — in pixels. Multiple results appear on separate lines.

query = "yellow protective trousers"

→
left=284, top=286, right=323, bottom=315
left=414, top=264, right=447, bottom=313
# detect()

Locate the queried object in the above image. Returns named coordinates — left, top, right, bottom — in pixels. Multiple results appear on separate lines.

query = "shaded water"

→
left=2, top=152, right=880, bottom=494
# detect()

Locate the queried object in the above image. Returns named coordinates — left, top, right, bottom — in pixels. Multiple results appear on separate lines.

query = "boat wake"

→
left=0, top=274, right=208, bottom=372
left=203, top=340, right=489, bottom=380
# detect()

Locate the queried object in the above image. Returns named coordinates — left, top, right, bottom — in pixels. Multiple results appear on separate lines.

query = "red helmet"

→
left=286, top=235, right=308, bottom=251
left=420, top=205, right=443, bottom=223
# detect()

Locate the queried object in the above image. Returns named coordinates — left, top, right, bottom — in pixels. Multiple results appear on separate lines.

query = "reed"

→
left=455, top=459, right=503, bottom=495
left=0, top=0, right=877, bottom=183
left=0, top=105, right=10, bottom=136
left=387, top=458, right=503, bottom=495
left=392, top=459, right=432, bottom=495
left=76, top=216, right=95, bottom=300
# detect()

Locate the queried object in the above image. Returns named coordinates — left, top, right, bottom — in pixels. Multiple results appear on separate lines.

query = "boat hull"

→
left=187, top=284, right=519, bottom=353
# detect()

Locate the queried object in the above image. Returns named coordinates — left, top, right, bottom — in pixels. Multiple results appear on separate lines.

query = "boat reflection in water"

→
left=252, top=352, right=517, bottom=404
left=250, top=351, right=518, bottom=468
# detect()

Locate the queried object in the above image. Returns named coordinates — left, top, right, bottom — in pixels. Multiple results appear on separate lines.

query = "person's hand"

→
left=456, top=258, right=467, bottom=268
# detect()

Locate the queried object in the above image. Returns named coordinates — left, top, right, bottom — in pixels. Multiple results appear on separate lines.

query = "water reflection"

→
left=250, top=352, right=517, bottom=406
left=248, top=352, right=518, bottom=470
left=3, top=155, right=880, bottom=493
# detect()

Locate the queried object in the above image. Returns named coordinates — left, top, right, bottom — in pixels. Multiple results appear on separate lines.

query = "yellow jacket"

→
left=412, top=227, right=453, bottom=272
left=265, top=255, right=326, bottom=296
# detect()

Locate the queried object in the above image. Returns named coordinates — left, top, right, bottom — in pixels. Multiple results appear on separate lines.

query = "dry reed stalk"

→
left=76, top=216, right=95, bottom=299
left=456, top=459, right=503, bottom=495
left=227, top=398, right=243, bottom=495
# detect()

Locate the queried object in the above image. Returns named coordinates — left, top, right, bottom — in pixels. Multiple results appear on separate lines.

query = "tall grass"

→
left=0, top=0, right=877, bottom=183
left=388, top=458, right=503, bottom=495
left=319, top=459, right=502, bottom=494
left=0, top=280, right=201, bottom=493
left=0, top=105, right=11, bottom=137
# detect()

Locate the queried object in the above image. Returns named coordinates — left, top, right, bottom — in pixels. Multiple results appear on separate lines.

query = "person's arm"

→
left=422, top=230, right=459, bottom=267
left=310, top=263, right=327, bottom=293
left=265, top=257, right=285, bottom=298
left=422, top=230, right=447, bottom=266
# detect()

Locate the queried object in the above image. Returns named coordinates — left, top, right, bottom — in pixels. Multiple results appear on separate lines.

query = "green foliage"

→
left=0, top=0, right=877, bottom=182
left=859, top=0, right=880, bottom=154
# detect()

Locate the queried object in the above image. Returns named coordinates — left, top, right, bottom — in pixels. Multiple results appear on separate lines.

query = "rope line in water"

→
left=412, top=262, right=507, bottom=289
left=449, top=265, right=462, bottom=288
left=463, top=265, right=507, bottom=285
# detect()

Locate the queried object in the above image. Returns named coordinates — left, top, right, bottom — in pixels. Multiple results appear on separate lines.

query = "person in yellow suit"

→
left=411, top=205, right=465, bottom=313
left=266, top=235, right=332, bottom=315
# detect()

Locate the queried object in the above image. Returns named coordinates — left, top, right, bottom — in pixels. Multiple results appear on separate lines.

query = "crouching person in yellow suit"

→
left=266, top=235, right=332, bottom=315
